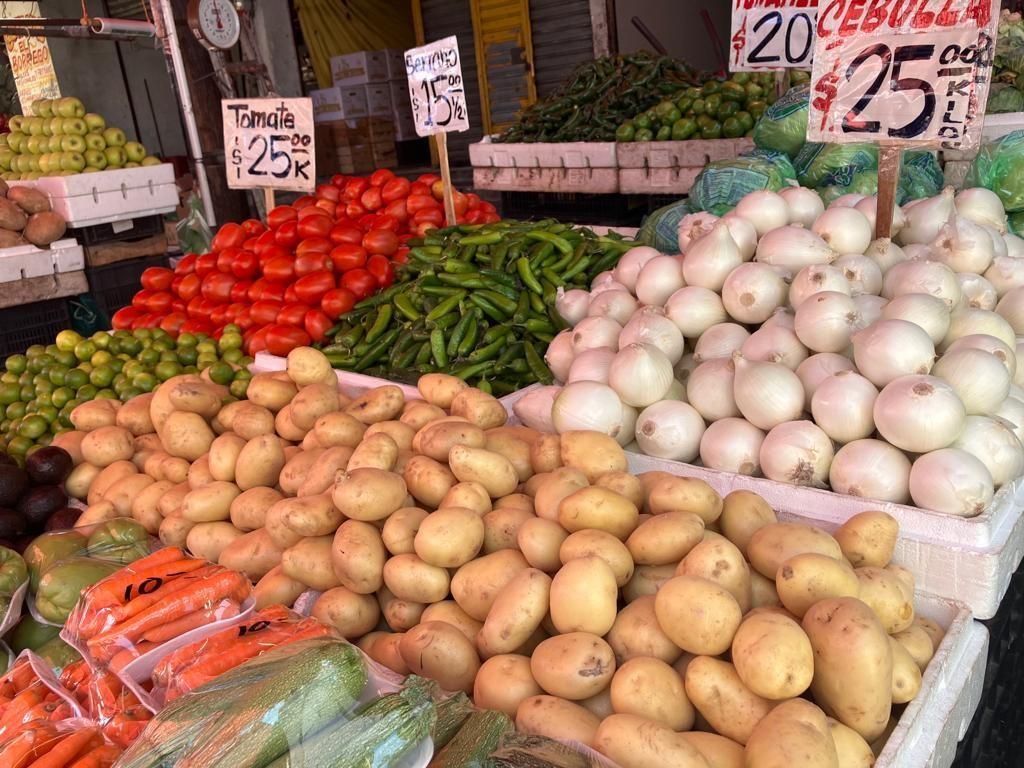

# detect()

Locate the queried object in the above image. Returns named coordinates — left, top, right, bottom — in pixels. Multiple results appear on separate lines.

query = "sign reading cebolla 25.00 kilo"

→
left=731, top=0, right=820, bottom=71
left=808, top=0, right=999, bottom=150
left=222, top=98, right=315, bottom=191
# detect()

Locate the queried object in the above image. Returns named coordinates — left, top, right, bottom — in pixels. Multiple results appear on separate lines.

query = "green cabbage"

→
left=752, top=84, right=809, bottom=158
left=965, top=131, right=1024, bottom=212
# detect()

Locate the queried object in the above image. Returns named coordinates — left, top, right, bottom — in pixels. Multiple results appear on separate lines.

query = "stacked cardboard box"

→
left=310, top=87, right=374, bottom=175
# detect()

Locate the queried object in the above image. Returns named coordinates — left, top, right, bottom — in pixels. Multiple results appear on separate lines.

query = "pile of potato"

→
left=52, top=348, right=943, bottom=768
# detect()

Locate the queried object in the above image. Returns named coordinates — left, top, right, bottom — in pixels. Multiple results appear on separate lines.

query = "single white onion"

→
left=898, top=187, right=956, bottom=245
left=955, top=187, right=1007, bottom=233
left=571, top=316, right=621, bottom=355
left=674, top=353, right=698, bottom=386
left=853, top=294, right=889, bottom=328
left=634, top=400, right=705, bottom=461
left=682, top=222, right=742, bottom=292
left=613, top=246, right=661, bottom=292
left=686, top=358, right=739, bottom=421
left=619, top=306, right=685, bottom=364
left=759, top=420, right=834, bottom=487
left=952, top=415, right=1024, bottom=487
left=741, top=325, right=809, bottom=370
left=829, top=439, right=911, bottom=503
left=873, top=374, right=966, bottom=452
left=811, top=370, right=878, bottom=444
left=722, top=262, right=788, bottom=324
left=957, top=273, right=998, bottom=310
left=591, top=271, right=617, bottom=287
left=854, top=196, right=907, bottom=237
left=699, top=417, right=766, bottom=476
left=720, top=211, right=759, bottom=261
left=931, top=347, right=1011, bottom=416
left=880, top=293, right=951, bottom=344
left=566, top=346, right=616, bottom=384
left=780, top=186, right=825, bottom=228
left=996, top=396, right=1024, bottom=443
left=796, top=352, right=856, bottom=410
left=834, top=254, right=883, bottom=297
left=663, top=379, right=688, bottom=402
left=983, top=255, right=1024, bottom=297
left=882, top=260, right=961, bottom=309
left=589, top=278, right=629, bottom=297
left=545, top=330, right=575, bottom=382
left=587, top=289, right=638, bottom=325
left=902, top=244, right=932, bottom=260
left=677, top=212, right=719, bottom=253
left=635, top=256, right=685, bottom=307
left=830, top=193, right=867, bottom=208
left=755, top=226, right=836, bottom=273
left=909, top=448, right=993, bottom=516
left=608, top=343, right=674, bottom=407
left=812, top=206, right=873, bottom=255
left=665, top=286, right=728, bottom=338
left=929, top=215, right=994, bottom=274
left=555, top=288, right=589, bottom=326
left=984, top=225, right=1009, bottom=259
left=946, top=334, right=1017, bottom=378
left=789, top=264, right=851, bottom=309
left=735, top=190, right=789, bottom=236
left=552, top=381, right=632, bottom=440
left=512, top=385, right=559, bottom=432
left=794, top=291, right=862, bottom=354
left=693, top=322, right=750, bottom=363
left=996, top=285, right=1024, bottom=334
left=733, top=352, right=805, bottom=430
left=763, top=307, right=796, bottom=330
left=1005, top=233, right=1024, bottom=257
left=865, top=238, right=908, bottom=274
left=942, top=308, right=1016, bottom=352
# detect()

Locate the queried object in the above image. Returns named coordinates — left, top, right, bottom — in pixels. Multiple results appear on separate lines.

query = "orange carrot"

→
left=140, top=600, right=240, bottom=644
left=67, top=745, right=120, bottom=768
left=83, top=548, right=187, bottom=602
left=3, top=724, right=59, bottom=768
left=9, top=663, right=37, bottom=693
left=81, top=553, right=203, bottom=612
left=1, top=688, right=43, bottom=731
left=27, top=727, right=99, bottom=768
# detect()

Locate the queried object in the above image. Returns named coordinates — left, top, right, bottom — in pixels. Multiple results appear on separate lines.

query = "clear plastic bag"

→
left=965, top=131, right=1024, bottom=212
left=0, top=545, right=28, bottom=636
left=0, top=717, right=124, bottom=767
left=688, top=154, right=795, bottom=215
left=175, top=192, right=212, bottom=256
left=489, top=733, right=621, bottom=768
left=0, top=653, right=77, bottom=742
left=794, top=142, right=878, bottom=189
left=752, top=83, right=810, bottom=158
left=57, top=659, right=153, bottom=748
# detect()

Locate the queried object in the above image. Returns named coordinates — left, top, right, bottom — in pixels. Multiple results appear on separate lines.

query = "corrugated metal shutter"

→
left=419, top=0, right=485, bottom=168
left=529, top=0, right=593, bottom=98
left=469, top=0, right=535, bottom=134
left=103, top=0, right=149, bottom=20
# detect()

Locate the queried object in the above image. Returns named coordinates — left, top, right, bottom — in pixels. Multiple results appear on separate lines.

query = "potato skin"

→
left=683, top=656, right=774, bottom=745
left=655, top=576, right=741, bottom=656
left=530, top=632, right=616, bottom=701
left=594, top=714, right=711, bottom=768
left=478, top=568, right=551, bottom=658
left=399, top=621, right=480, bottom=692
left=609, top=656, right=695, bottom=731
left=747, top=522, right=843, bottom=579
left=834, top=510, right=898, bottom=568
left=474, top=654, right=543, bottom=717
left=731, top=611, right=813, bottom=700
left=776, top=552, right=860, bottom=618
left=745, top=698, right=839, bottom=768
left=516, top=695, right=601, bottom=747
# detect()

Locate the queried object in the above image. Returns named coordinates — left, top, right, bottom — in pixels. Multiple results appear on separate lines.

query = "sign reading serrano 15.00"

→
left=222, top=98, right=315, bottom=191
left=807, top=0, right=999, bottom=150
left=405, top=36, right=470, bottom=137
left=731, top=0, right=819, bottom=71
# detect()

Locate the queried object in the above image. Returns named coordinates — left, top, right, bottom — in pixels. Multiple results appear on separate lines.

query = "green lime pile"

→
left=0, top=327, right=252, bottom=460
left=615, top=72, right=779, bottom=143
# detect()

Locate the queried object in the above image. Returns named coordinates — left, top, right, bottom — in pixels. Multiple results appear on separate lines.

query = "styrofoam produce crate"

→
left=981, top=112, right=1024, bottom=142
left=617, top=138, right=754, bottom=195
left=0, top=238, right=83, bottom=282
left=473, top=166, right=619, bottom=194
left=500, top=384, right=1024, bottom=619
left=469, top=136, right=617, bottom=169
left=251, top=352, right=421, bottom=401
left=8, top=164, right=177, bottom=227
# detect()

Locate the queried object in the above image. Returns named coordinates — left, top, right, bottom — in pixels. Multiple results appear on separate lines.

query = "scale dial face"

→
left=188, top=0, right=240, bottom=51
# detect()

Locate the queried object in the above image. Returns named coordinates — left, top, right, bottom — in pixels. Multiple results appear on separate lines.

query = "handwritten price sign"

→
left=222, top=98, right=315, bottom=191
left=730, top=0, right=819, bottom=71
left=405, top=36, right=470, bottom=136
left=807, top=0, right=999, bottom=150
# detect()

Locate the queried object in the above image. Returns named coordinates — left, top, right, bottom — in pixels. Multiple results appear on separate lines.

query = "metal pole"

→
left=152, top=0, right=217, bottom=226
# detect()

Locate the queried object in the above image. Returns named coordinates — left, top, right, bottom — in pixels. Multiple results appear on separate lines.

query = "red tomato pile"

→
left=111, top=169, right=500, bottom=356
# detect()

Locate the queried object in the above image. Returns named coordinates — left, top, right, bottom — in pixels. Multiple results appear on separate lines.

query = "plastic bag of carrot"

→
left=0, top=720, right=122, bottom=768
left=0, top=656, right=77, bottom=743
left=60, top=548, right=253, bottom=674
left=57, top=662, right=151, bottom=749
left=150, top=604, right=335, bottom=704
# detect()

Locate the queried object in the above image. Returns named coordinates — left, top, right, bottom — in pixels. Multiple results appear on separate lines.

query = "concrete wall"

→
left=615, top=0, right=730, bottom=72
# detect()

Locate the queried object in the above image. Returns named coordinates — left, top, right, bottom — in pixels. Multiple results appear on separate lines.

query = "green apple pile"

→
left=0, top=97, right=162, bottom=180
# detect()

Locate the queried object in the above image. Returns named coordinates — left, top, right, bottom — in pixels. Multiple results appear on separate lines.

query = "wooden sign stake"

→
left=435, top=131, right=458, bottom=227
left=263, top=188, right=275, bottom=216
left=875, top=144, right=901, bottom=240
left=774, top=69, right=790, bottom=100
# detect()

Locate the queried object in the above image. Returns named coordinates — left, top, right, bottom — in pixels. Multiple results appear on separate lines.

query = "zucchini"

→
left=266, top=676, right=438, bottom=767
left=429, top=709, right=513, bottom=767
left=432, top=691, right=474, bottom=750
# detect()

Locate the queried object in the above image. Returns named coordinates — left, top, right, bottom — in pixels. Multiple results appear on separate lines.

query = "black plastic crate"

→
left=500, top=192, right=649, bottom=226
left=0, top=298, right=72, bottom=357
left=86, top=254, right=170, bottom=320
left=69, top=214, right=164, bottom=248
left=950, top=564, right=1024, bottom=767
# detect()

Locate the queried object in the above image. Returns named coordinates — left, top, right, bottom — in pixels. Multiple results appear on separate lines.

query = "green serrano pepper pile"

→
left=319, top=221, right=634, bottom=394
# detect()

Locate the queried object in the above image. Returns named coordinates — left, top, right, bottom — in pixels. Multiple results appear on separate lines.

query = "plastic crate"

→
left=0, top=298, right=72, bottom=357
left=499, top=191, right=648, bottom=226
left=70, top=214, right=165, bottom=248
left=86, top=253, right=170, bottom=319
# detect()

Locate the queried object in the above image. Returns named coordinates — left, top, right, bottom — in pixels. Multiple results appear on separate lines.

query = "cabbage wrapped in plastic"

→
left=752, top=84, right=809, bottom=158
left=965, top=131, right=1024, bottom=212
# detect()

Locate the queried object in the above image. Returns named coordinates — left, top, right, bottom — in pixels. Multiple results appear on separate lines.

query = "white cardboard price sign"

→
left=807, top=0, right=999, bottom=150
left=405, top=36, right=470, bottom=136
left=222, top=98, right=315, bottom=191
left=730, top=1, right=819, bottom=71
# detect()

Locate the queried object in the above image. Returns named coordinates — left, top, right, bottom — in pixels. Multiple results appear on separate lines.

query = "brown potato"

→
left=518, top=517, right=569, bottom=573
left=605, top=595, right=681, bottom=665
left=474, top=654, right=543, bottom=717
left=530, top=632, right=616, bottom=700
left=332, top=519, right=386, bottom=594
left=684, top=656, right=773, bottom=745
left=516, top=696, right=600, bottom=747
left=399, top=621, right=480, bottom=692
left=313, top=411, right=366, bottom=448
left=377, top=587, right=425, bottom=631
left=450, top=388, right=507, bottom=429
left=253, top=565, right=306, bottom=610
left=218, top=528, right=283, bottom=580
left=0, top=196, right=27, bottom=229
left=719, top=490, right=777, bottom=556
left=312, top=586, right=379, bottom=639
left=420, top=601, right=483, bottom=643
left=346, top=385, right=405, bottom=424
left=745, top=698, right=838, bottom=768
left=677, top=536, right=751, bottom=613
left=610, top=657, right=695, bottom=731
left=559, top=430, right=627, bottom=482
left=531, top=433, right=563, bottom=473
left=835, top=511, right=899, bottom=568
left=747, top=522, right=843, bottom=580
left=381, top=506, right=429, bottom=556
left=8, top=186, right=49, bottom=214
left=655, top=576, right=741, bottom=656
left=646, top=475, right=723, bottom=524
left=593, top=714, right=709, bottom=767
left=482, top=506, right=533, bottom=554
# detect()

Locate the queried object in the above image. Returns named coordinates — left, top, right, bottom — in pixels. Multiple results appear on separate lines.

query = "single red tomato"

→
left=383, top=198, right=408, bottom=222
left=381, top=177, right=411, bottom=203
left=451, top=191, right=469, bottom=216
left=409, top=182, right=431, bottom=197
left=479, top=201, right=498, bottom=215
left=363, top=229, right=399, bottom=256
left=242, top=218, right=266, bottom=236
left=111, top=306, right=143, bottom=330
left=265, top=324, right=312, bottom=356
left=230, top=279, right=252, bottom=303
left=393, top=247, right=410, bottom=265
left=245, top=325, right=270, bottom=355
left=267, top=205, right=297, bottom=228
left=331, top=174, right=347, bottom=187
left=296, top=237, right=332, bottom=256
left=345, top=202, right=367, bottom=219
left=370, top=169, right=396, bottom=187
left=465, top=192, right=481, bottom=209
left=360, top=187, right=383, bottom=212
left=231, top=250, right=258, bottom=279
left=278, top=303, right=311, bottom=327
left=140, top=266, right=173, bottom=291
left=195, top=253, right=218, bottom=277
left=283, top=284, right=299, bottom=304
left=201, top=273, right=235, bottom=303
left=464, top=209, right=483, bottom=225
left=247, top=278, right=269, bottom=301
left=131, top=289, right=152, bottom=309
left=159, top=312, right=187, bottom=335
left=186, top=296, right=207, bottom=319
left=210, top=303, right=231, bottom=327
left=251, top=300, right=283, bottom=325
left=177, top=273, right=201, bottom=301
left=330, top=224, right=363, bottom=246
left=340, top=269, right=377, bottom=301
left=293, top=195, right=317, bottom=209
left=174, top=253, right=198, bottom=274
left=373, top=215, right=400, bottom=233
left=295, top=250, right=328, bottom=277
left=413, top=207, right=444, bottom=227
left=170, top=299, right=186, bottom=314
left=294, top=270, right=335, bottom=305
left=274, top=221, right=299, bottom=248
left=263, top=257, right=294, bottom=284
left=343, top=178, right=370, bottom=201
left=413, top=221, right=438, bottom=237
left=259, top=280, right=287, bottom=303
left=132, top=313, right=158, bottom=329
left=406, top=194, right=438, bottom=215
left=329, top=244, right=367, bottom=273
left=242, top=237, right=261, bottom=253
left=181, top=319, right=213, bottom=335
left=316, top=183, right=341, bottom=202
left=257, top=244, right=291, bottom=269
left=233, top=307, right=254, bottom=330
left=320, top=287, right=357, bottom=319
left=252, top=229, right=277, bottom=256
left=366, top=255, right=396, bottom=288
left=357, top=213, right=380, bottom=231
left=314, top=199, right=336, bottom=217
left=418, top=173, right=440, bottom=186
left=211, top=222, right=246, bottom=252
left=297, top=214, right=332, bottom=240
left=304, top=309, right=333, bottom=342
left=145, top=291, right=173, bottom=315
left=215, top=246, right=239, bottom=274
left=481, top=212, right=501, bottom=224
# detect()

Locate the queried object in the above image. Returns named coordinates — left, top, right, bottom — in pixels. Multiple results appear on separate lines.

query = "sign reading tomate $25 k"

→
left=808, top=0, right=999, bottom=150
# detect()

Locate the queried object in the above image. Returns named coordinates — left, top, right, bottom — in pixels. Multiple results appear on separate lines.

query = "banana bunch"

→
left=296, top=0, right=415, bottom=87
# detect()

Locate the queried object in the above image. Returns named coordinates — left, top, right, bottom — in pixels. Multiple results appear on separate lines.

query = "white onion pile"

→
left=542, top=186, right=1022, bottom=516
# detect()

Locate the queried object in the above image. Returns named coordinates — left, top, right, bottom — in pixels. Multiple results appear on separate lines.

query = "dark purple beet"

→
left=0, top=509, right=25, bottom=539
left=0, top=464, right=28, bottom=507
left=44, top=507, right=81, bottom=531
left=16, top=486, right=67, bottom=530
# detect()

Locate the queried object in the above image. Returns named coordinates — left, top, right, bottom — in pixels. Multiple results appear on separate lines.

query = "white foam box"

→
left=500, top=385, right=1024, bottom=619
left=469, top=135, right=617, bottom=169
left=473, top=166, right=619, bottom=194
left=0, top=238, right=83, bottom=282
left=981, top=112, right=1024, bottom=142
left=363, top=84, right=393, bottom=118
left=8, top=164, right=177, bottom=228
left=617, top=138, right=754, bottom=194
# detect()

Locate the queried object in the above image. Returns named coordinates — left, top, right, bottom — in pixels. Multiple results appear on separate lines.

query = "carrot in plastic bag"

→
left=67, top=744, right=120, bottom=768
left=140, top=600, right=241, bottom=644
left=27, top=726, right=100, bottom=768
left=1, top=722, right=60, bottom=768
left=80, top=548, right=189, bottom=607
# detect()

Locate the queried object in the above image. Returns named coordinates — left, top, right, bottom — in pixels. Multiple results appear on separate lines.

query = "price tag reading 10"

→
left=405, top=36, right=470, bottom=136
left=222, top=98, right=316, bottom=191
left=808, top=1, right=999, bottom=150
left=730, top=0, right=819, bottom=71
